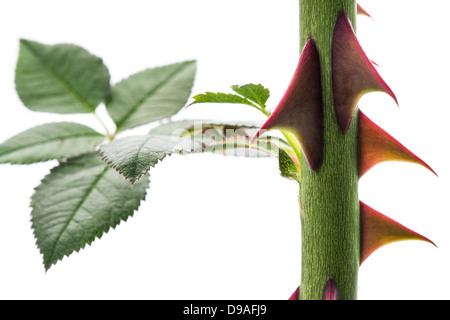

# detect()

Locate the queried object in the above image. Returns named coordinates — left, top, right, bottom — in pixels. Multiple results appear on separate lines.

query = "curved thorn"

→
left=357, top=3, right=372, bottom=19
left=322, top=278, right=339, bottom=300
left=332, top=12, right=398, bottom=133
left=358, top=110, right=437, bottom=178
left=360, top=201, right=436, bottom=265
left=254, top=39, right=323, bottom=170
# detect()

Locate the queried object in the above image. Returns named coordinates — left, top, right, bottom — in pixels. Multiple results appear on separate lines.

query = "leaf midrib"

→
left=245, top=86, right=266, bottom=108
left=120, top=135, right=171, bottom=183
left=22, top=40, right=96, bottom=113
left=45, top=165, right=109, bottom=269
left=130, top=136, right=151, bottom=182
left=114, top=62, right=193, bottom=132
left=0, top=132, right=103, bottom=157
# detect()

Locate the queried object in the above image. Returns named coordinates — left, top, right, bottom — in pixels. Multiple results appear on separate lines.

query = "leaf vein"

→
left=46, top=165, right=109, bottom=267
left=115, top=62, right=192, bottom=131
left=22, top=41, right=96, bottom=113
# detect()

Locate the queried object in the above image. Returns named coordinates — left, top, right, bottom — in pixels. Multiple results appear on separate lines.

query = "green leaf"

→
left=188, top=84, right=271, bottom=116
left=31, top=152, right=149, bottom=270
left=106, top=61, right=196, bottom=132
left=99, top=134, right=203, bottom=184
left=0, top=122, right=104, bottom=164
left=15, top=39, right=110, bottom=114
left=231, top=84, right=270, bottom=108
left=188, top=92, right=258, bottom=109
left=279, top=148, right=301, bottom=183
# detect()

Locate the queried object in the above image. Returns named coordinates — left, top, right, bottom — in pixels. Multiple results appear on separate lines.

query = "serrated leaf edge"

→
left=230, top=83, right=270, bottom=109
left=98, top=147, right=170, bottom=186
left=30, top=159, right=150, bottom=271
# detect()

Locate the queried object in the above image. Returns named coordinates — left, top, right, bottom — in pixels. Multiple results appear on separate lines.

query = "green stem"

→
left=298, top=0, right=359, bottom=300
left=93, top=112, right=114, bottom=141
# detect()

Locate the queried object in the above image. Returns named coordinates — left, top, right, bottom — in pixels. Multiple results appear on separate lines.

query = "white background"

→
left=0, top=0, right=448, bottom=300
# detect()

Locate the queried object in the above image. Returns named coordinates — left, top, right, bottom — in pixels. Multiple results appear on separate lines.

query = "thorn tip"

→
left=358, top=110, right=437, bottom=178
left=332, top=13, right=398, bottom=133
left=360, top=201, right=436, bottom=264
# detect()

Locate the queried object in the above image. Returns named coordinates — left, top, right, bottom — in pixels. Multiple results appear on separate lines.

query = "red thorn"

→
left=332, top=12, right=398, bottom=133
left=357, top=3, right=372, bottom=19
left=358, top=110, right=437, bottom=178
left=360, top=201, right=436, bottom=265
left=322, top=278, right=339, bottom=300
left=254, top=39, right=323, bottom=170
left=288, top=286, right=300, bottom=300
